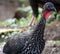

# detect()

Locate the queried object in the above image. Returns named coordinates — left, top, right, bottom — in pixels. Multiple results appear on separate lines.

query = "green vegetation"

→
left=18, top=0, right=27, bottom=4
left=0, top=6, right=59, bottom=39
left=55, top=40, right=60, bottom=43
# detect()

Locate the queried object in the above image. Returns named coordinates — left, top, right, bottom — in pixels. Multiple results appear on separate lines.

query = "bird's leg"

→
left=29, top=16, right=36, bottom=26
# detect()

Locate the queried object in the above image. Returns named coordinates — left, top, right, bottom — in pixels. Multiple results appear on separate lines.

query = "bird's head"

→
left=43, top=2, right=56, bottom=19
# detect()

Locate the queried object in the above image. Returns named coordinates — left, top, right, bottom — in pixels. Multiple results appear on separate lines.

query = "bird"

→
left=13, top=10, right=27, bottom=20
left=29, top=0, right=59, bottom=26
left=3, top=2, right=56, bottom=54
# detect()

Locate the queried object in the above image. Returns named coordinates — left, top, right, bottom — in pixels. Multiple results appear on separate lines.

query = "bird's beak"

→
left=51, top=7, right=56, bottom=12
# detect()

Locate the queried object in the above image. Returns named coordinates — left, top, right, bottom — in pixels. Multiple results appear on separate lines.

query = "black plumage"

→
left=3, top=2, right=56, bottom=54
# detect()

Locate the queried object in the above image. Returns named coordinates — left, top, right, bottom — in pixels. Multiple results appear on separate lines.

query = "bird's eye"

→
left=47, top=5, right=50, bottom=8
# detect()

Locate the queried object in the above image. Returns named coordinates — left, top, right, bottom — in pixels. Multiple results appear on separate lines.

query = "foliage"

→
left=0, top=30, right=20, bottom=39
left=18, top=0, right=26, bottom=4
left=56, top=14, right=60, bottom=21
left=0, top=6, right=58, bottom=40
left=55, top=40, right=60, bottom=43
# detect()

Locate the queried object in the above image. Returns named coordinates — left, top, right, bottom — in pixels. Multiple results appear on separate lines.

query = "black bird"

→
left=29, top=0, right=59, bottom=26
left=3, top=2, right=56, bottom=54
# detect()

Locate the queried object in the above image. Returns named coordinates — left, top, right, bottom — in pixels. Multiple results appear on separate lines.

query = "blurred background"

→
left=0, top=0, right=60, bottom=54
left=0, top=0, right=29, bottom=21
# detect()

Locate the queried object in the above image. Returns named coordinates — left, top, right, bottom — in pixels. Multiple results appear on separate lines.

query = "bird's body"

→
left=3, top=18, right=45, bottom=54
left=3, top=2, right=56, bottom=54
left=5, top=32, right=45, bottom=54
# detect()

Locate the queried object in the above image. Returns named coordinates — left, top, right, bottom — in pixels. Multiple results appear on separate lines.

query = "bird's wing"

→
left=7, top=34, right=30, bottom=52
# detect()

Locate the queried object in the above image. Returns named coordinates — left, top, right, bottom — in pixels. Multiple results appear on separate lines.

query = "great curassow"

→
left=29, top=0, right=59, bottom=26
left=3, top=2, right=56, bottom=54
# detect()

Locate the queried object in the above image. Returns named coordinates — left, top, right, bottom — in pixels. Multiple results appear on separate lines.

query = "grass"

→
left=55, top=40, right=60, bottom=43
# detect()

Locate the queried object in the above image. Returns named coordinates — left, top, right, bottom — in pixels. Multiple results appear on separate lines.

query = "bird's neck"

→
left=43, top=10, right=51, bottom=19
left=32, top=10, right=51, bottom=38
left=32, top=16, right=46, bottom=38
